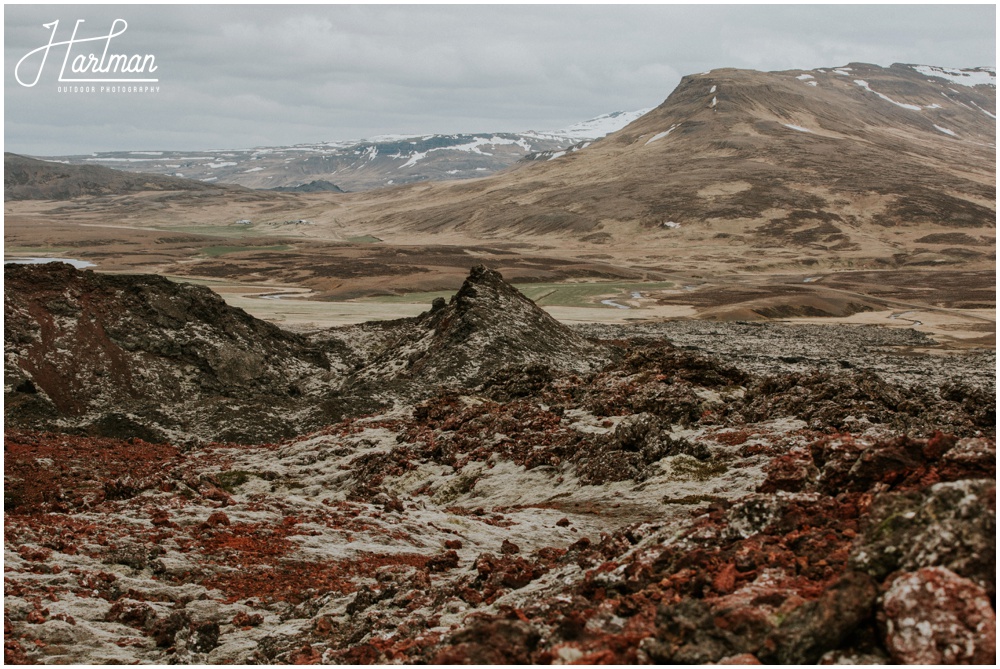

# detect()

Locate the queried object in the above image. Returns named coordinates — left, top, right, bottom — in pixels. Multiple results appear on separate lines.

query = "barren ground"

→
left=4, top=199, right=994, bottom=348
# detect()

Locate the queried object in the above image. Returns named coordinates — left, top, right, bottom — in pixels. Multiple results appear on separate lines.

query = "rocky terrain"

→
left=4, top=262, right=995, bottom=664
left=4, top=263, right=335, bottom=444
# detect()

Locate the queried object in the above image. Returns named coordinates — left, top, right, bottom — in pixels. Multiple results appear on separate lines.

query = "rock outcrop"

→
left=4, top=263, right=335, bottom=443
left=5, top=264, right=609, bottom=441
left=346, top=265, right=608, bottom=394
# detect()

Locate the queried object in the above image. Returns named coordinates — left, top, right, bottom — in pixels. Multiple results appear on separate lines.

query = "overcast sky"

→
left=5, top=3, right=996, bottom=155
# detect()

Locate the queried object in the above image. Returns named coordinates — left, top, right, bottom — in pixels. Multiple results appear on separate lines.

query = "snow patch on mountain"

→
left=645, top=124, right=680, bottom=145
left=912, top=65, right=996, bottom=88
left=546, top=109, right=653, bottom=140
left=970, top=100, right=997, bottom=119
left=399, top=151, right=427, bottom=169
left=854, top=80, right=922, bottom=111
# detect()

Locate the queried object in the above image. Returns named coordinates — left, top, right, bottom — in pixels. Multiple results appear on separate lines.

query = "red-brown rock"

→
left=501, top=539, right=520, bottom=555
left=204, top=511, right=231, bottom=528
left=880, top=567, right=996, bottom=664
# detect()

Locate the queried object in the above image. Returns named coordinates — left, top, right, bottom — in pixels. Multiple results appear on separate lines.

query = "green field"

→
left=152, top=224, right=260, bottom=238
left=5, top=246, right=72, bottom=255
left=199, top=244, right=291, bottom=257
left=367, top=280, right=675, bottom=308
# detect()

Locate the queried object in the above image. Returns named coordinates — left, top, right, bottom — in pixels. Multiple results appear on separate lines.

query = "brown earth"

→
left=4, top=267, right=995, bottom=663
left=3, top=211, right=994, bottom=346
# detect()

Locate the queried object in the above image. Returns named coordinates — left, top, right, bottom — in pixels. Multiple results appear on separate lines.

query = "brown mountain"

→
left=4, top=153, right=238, bottom=201
left=335, top=63, right=995, bottom=269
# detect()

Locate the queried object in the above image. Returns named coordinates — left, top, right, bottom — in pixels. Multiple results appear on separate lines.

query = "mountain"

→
left=334, top=63, right=995, bottom=269
left=3, top=153, right=237, bottom=201
left=39, top=111, right=650, bottom=192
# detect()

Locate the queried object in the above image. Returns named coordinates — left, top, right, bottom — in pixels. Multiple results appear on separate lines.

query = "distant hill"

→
left=38, top=110, right=650, bottom=192
left=270, top=179, right=346, bottom=193
left=334, top=62, right=995, bottom=268
left=3, top=153, right=232, bottom=201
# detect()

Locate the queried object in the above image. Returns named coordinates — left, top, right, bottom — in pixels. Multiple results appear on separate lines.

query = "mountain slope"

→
left=3, top=153, right=237, bottom=201
left=335, top=63, right=995, bottom=269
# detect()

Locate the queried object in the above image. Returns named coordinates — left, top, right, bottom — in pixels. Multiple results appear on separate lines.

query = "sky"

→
left=4, top=3, right=996, bottom=156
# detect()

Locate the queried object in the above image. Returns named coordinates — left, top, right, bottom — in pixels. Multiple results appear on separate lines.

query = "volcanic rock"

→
left=4, top=262, right=335, bottom=442
left=345, top=265, right=608, bottom=396
left=5, top=263, right=612, bottom=441
left=879, top=567, right=996, bottom=664
left=3, top=261, right=995, bottom=665
left=850, top=478, right=996, bottom=596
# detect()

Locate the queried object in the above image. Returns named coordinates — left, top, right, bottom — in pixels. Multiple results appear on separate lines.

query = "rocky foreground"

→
left=4, top=263, right=996, bottom=664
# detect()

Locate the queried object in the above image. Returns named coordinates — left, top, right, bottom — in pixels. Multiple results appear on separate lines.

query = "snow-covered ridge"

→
left=912, top=65, right=996, bottom=88
left=68, top=108, right=653, bottom=187
left=545, top=108, right=653, bottom=140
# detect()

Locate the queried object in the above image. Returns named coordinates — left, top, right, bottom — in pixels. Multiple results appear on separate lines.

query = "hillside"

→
left=3, top=63, right=995, bottom=337
left=3, top=153, right=241, bottom=201
left=332, top=63, right=995, bottom=269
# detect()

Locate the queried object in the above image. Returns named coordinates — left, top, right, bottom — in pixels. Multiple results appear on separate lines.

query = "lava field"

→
left=4, top=263, right=995, bottom=664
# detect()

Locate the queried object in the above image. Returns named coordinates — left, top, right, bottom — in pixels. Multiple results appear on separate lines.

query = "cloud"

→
left=4, top=4, right=995, bottom=154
